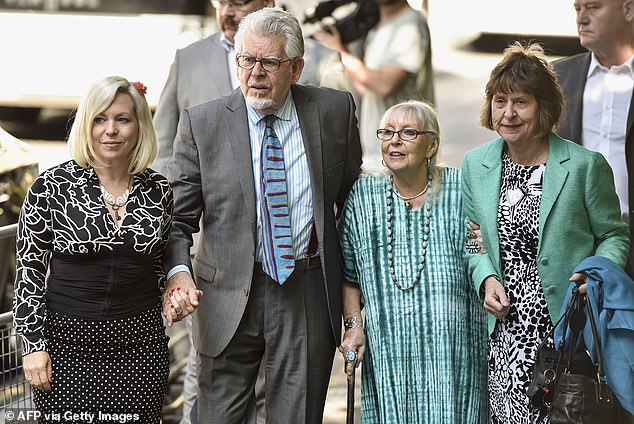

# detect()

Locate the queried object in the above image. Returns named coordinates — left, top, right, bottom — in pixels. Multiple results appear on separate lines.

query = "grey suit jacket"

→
left=165, top=84, right=362, bottom=356
left=153, top=33, right=344, bottom=175
left=553, top=53, right=634, bottom=273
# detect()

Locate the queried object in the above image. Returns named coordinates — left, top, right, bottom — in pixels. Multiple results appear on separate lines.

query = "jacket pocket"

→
left=192, top=257, right=217, bottom=284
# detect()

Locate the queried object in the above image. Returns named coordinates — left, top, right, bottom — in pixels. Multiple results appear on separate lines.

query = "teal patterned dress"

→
left=339, top=168, right=488, bottom=423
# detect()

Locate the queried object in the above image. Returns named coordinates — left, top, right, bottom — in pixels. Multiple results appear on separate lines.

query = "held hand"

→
left=339, top=327, right=365, bottom=376
left=466, top=222, right=486, bottom=254
left=162, top=271, right=203, bottom=326
left=569, top=272, right=588, bottom=295
left=483, top=276, right=510, bottom=320
left=23, top=351, right=52, bottom=392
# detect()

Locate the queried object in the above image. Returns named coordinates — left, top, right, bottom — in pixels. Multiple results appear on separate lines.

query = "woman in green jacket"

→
left=462, top=42, right=629, bottom=424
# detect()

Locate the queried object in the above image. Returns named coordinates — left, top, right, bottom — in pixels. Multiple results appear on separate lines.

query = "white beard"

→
left=245, top=96, right=275, bottom=111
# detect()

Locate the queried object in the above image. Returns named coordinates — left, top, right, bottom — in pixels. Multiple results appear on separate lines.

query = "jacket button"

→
left=244, top=288, right=249, bottom=297
left=540, top=258, right=549, bottom=265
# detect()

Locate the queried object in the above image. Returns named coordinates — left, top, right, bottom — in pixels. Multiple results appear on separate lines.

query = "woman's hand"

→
left=569, top=272, right=588, bottom=294
left=23, top=351, right=52, bottom=392
left=339, top=327, right=365, bottom=376
left=483, top=276, right=510, bottom=320
left=466, top=222, right=487, bottom=254
left=162, top=271, right=203, bottom=326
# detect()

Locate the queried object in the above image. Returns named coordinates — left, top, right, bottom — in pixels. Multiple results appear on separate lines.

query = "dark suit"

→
left=553, top=53, right=634, bottom=275
left=166, top=84, right=362, bottom=422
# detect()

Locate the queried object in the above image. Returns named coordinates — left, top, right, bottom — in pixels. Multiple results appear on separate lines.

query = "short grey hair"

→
left=234, top=7, right=304, bottom=59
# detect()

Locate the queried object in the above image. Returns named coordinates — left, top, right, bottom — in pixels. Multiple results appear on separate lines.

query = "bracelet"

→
left=344, top=315, right=362, bottom=330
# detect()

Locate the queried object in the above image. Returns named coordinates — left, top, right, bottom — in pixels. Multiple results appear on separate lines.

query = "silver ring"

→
left=345, top=350, right=357, bottom=363
left=175, top=308, right=182, bottom=316
left=467, top=230, right=477, bottom=240
left=466, top=240, right=481, bottom=254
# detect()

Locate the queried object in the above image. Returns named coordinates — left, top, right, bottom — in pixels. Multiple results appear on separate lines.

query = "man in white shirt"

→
left=554, top=0, right=634, bottom=279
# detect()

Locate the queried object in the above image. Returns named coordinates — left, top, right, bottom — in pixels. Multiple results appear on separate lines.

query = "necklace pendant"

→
left=506, top=188, right=524, bottom=206
left=404, top=200, right=412, bottom=209
left=115, top=211, right=121, bottom=221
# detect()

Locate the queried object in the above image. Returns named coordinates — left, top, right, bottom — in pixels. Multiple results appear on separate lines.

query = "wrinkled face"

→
left=238, top=32, right=304, bottom=115
left=574, top=0, right=631, bottom=55
left=215, top=0, right=273, bottom=42
left=380, top=113, right=438, bottom=177
left=491, top=90, right=539, bottom=146
left=91, top=92, right=138, bottom=166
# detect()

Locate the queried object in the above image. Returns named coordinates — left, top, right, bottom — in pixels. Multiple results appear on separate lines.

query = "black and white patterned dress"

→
left=13, top=160, right=173, bottom=423
left=488, top=152, right=553, bottom=424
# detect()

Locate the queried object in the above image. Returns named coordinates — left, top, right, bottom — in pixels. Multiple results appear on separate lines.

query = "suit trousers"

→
left=195, top=261, right=336, bottom=423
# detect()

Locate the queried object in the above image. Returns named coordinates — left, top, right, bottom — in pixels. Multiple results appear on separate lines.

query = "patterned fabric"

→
left=339, top=168, right=488, bottom=424
left=260, top=115, right=295, bottom=283
left=34, top=305, right=169, bottom=424
left=13, top=160, right=173, bottom=355
left=489, top=152, right=552, bottom=424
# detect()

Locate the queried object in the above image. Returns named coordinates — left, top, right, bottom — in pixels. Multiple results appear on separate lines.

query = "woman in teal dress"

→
left=339, top=100, right=488, bottom=423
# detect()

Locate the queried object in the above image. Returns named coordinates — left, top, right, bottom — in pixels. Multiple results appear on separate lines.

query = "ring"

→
left=345, top=350, right=357, bottom=363
left=175, top=309, right=182, bottom=316
left=467, top=230, right=477, bottom=239
left=466, top=240, right=481, bottom=254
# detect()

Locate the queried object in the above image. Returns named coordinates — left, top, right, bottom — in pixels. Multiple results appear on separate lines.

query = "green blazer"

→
left=462, top=133, right=629, bottom=334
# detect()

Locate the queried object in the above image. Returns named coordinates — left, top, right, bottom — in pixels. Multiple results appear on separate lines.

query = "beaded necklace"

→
left=386, top=174, right=432, bottom=291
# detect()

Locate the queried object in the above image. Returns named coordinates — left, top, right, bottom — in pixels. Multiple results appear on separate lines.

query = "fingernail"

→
left=170, top=305, right=174, bottom=309
left=177, top=287, right=181, bottom=291
left=169, top=293, right=173, bottom=297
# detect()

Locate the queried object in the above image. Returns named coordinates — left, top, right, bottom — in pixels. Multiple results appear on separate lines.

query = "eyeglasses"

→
left=376, top=128, right=436, bottom=142
left=211, top=0, right=255, bottom=9
left=236, top=55, right=292, bottom=73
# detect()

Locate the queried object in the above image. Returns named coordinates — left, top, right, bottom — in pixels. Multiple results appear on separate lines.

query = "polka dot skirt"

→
left=34, top=304, right=170, bottom=423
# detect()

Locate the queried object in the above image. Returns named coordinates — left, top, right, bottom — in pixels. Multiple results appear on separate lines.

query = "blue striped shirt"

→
left=247, top=92, right=315, bottom=261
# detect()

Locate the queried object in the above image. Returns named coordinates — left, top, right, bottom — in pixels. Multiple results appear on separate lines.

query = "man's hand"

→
left=23, top=351, right=52, bottom=392
left=483, top=276, right=510, bottom=320
left=162, top=271, right=203, bottom=326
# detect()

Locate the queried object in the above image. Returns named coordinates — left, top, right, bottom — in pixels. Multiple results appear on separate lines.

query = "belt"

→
left=254, top=256, right=321, bottom=276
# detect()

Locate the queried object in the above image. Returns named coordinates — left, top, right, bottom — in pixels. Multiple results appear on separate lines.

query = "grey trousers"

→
left=195, top=265, right=335, bottom=423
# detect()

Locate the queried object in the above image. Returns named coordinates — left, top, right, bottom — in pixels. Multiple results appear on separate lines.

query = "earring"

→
left=426, top=157, right=430, bottom=167
left=381, top=160, right=387, bottom=167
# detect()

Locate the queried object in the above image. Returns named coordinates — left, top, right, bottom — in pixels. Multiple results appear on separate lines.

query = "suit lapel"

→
left=539, top=134, right=569, bottom=249
left=292, top=85, right=324, bottom=242
left=226, top=90, right=257, bottom=236
left=480, top=139, right=504, bottom=269
left=566, top=54, right=591, bottom=144
left=207, top=34, right=233, bottom=95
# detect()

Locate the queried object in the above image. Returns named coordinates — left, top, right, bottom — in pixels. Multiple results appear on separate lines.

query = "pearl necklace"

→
left=100, top=179, right=131, bottom=221
left=386, top=174, right=432, bottom=291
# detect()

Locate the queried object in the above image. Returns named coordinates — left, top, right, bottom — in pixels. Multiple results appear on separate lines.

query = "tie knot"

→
left=265, top=114, right=277, bottom=127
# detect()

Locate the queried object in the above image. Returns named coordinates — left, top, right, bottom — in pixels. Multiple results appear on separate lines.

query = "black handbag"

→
left=527, top=287, right=621, bottom=423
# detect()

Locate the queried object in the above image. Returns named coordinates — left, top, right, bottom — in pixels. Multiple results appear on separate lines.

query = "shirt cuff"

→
left=167, top=264, right=191, bottom=280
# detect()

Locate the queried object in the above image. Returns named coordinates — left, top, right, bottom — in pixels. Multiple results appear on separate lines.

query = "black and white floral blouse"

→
left=13, top=160, right=173, bottom=355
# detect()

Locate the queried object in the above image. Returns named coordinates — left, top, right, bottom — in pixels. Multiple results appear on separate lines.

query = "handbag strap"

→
left=534, top=287, right=579, bottom=354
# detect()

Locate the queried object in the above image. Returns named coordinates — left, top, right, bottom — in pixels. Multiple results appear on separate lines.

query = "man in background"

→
left=313, top=0, right=434, bottom=166
left=553, top=0, right=634, bottom=277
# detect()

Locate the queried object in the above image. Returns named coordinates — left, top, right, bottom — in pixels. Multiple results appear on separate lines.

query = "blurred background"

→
left=0, top=0, right=584, bottom=422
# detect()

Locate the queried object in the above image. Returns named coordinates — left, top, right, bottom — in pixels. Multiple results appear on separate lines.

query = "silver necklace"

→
left=100, top=179, right=131, bottom=221
left=391, top=176, right=430, bottom=209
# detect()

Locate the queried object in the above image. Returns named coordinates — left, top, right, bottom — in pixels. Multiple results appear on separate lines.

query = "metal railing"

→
left=0, top=311, right=34, bottom=411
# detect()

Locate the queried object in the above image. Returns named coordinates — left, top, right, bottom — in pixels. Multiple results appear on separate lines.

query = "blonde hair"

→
left=68, top=76, right=157, bottom=174
left=480, top=42, right=563, bottom=137
left=379, top=100, right=444, bottom=191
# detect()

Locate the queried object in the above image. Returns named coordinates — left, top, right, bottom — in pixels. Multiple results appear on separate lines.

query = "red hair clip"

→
left=132, top=81, right=147, bottom=96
